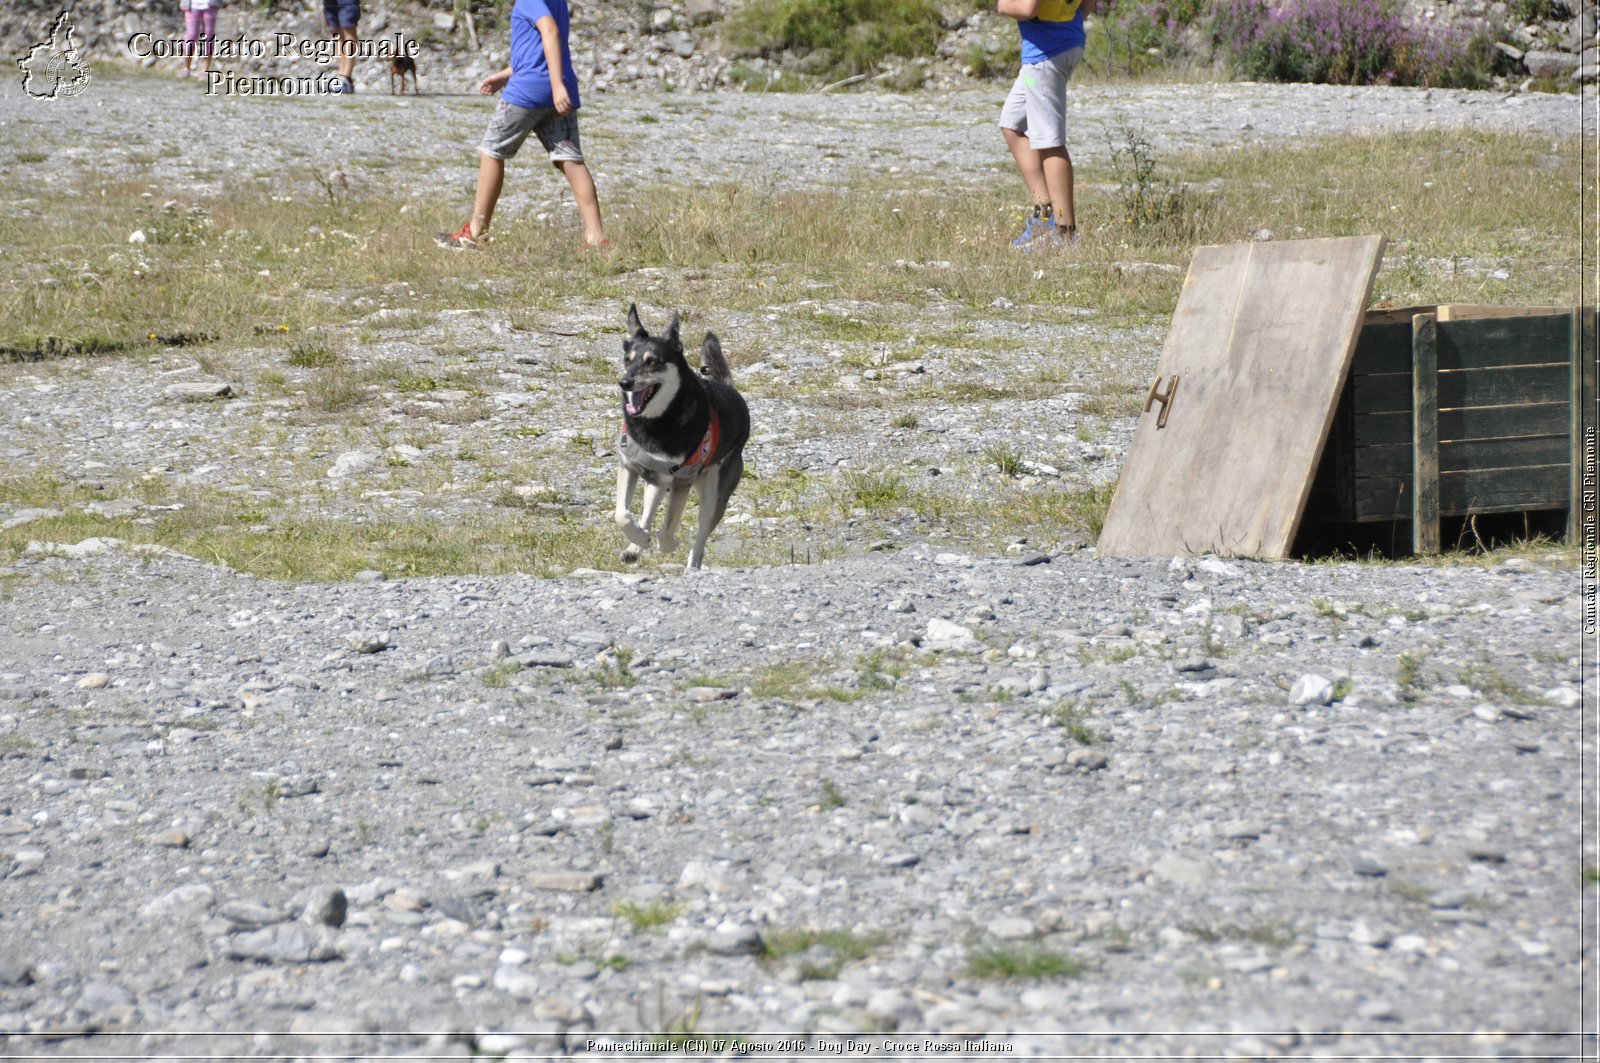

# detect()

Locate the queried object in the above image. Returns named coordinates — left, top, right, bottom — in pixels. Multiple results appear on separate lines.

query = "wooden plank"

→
left=1436, top=304, right=1570, bottom=321
left=1573, top=307, right=1599, bottom=542
left=1350, top=321, right=1415, bottom=377
left=1440, top=314, right=1575, bottom=371
left=1364, top=305, right=1437, bottom=326
left=1332, top=370, right=1356, bottom=517
left=1099, top=236, right=1385, bottom=558
left=1354, top=363, right=1570, bottom=414
left=1353, top=463, right=1571, bottom=520
left=1354, top=403, right=1570, bottom=447
left=1353, top=435, right=1572, bottom=478
left=1352, top=313, right=1572, bottom=376
left=1412, top=314, right=1440, bottom=554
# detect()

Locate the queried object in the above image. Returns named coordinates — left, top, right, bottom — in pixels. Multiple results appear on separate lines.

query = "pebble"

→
left=527, top=871, right=603, bottom=893
left=1290, top=674, right=1336, bottom=706
left=298, top=886, right=348, bottom=928
left=924, top=618, right=983, bottom=653
left=706, top=922, right=764, bottom=955
left=224, top=924, right=340, bottom=964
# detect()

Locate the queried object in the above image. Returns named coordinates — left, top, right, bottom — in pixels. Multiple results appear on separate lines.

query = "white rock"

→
left=1290, top=674, right=1335, bottom=706
left=138, top=883, right=216, bottom=920
left=327, top=450, right=380, bottom=479
left=925, top=618, right=983, bottom=654
left=1150, top=854, right=1211, bottom=887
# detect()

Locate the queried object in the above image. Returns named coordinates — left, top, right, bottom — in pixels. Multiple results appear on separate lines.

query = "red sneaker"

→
left=434, top=221, right=483, bottom=251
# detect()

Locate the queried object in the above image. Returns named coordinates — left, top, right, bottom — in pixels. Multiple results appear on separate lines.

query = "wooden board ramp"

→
left=1097, top=235, right=1385, bottom=559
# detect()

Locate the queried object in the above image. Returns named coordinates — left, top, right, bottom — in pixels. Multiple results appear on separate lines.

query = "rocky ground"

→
left=1, top=73, right=1595, bottom=1060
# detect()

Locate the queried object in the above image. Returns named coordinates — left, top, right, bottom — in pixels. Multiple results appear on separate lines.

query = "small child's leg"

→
left=555, top=160, right=606, bottom=248
left=200, top=9, right=217, bottom=74
left=1039, top=146, right=1075, bottom=232
left=472, top=153, right=506, bottom=238
left=181, top=9, right=198, bottom=75
left=1002, top=126, right=1049, bottom=211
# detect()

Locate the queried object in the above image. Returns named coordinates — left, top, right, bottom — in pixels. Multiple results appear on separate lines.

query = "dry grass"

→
left=0, top=128, right=1583, bottom=579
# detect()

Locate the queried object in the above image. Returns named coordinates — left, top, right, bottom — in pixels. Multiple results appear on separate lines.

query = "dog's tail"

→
left=699, top=332, right=733, bottom=383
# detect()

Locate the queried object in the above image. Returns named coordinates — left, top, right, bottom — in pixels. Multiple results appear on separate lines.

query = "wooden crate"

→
left=1311, top=304, right=1598, bottom=552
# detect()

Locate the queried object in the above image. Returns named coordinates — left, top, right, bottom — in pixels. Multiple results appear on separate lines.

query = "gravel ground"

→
left=1, top=74, right=1595, bottom=1059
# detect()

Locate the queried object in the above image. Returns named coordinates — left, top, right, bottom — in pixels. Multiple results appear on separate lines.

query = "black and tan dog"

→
left=614, top=304, right=750, bottom=570
left=389, top=54, right=418, bottom=94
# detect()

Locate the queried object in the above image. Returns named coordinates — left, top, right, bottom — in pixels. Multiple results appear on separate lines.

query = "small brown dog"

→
left=389, top=55, right=418, bottom=95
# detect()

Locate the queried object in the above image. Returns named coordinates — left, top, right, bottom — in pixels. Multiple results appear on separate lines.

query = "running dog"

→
left=389, top=55, right=418, bottom=94
left=614, top=304, right=750, bottom=570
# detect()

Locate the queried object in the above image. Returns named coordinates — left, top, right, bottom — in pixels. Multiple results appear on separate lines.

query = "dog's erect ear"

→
left=700, top=331, right=732, bottom=382
left=666, top=311, right=681, bottom=347
left=625, top=303, right=645, bottom=341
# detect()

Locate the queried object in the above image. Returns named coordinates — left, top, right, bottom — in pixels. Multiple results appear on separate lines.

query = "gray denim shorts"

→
left=998, top=46, right=1084, bottom=150
left=478, top=99, right=584, bottom=163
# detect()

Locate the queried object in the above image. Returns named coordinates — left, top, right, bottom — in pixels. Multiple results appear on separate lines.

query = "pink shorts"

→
left=184, top=8, right=218, bottom=56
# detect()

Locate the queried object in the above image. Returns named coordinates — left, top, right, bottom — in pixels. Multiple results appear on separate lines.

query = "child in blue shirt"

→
left=996, top=0, right=1096, bottom=248
left=436, top=0, right=608, bottom=250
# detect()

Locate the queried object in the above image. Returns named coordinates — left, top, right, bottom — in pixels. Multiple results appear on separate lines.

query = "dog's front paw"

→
left=621, top=543, right=643, bottom=564
left=617, top=518, right=651, bottom=548
left=657, top=529, right=679, bottom=553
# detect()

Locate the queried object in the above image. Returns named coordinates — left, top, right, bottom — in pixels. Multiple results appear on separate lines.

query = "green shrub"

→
left=1211, top=0, right=1497, bottom=87
left=721, top=0, right=946, bottom=79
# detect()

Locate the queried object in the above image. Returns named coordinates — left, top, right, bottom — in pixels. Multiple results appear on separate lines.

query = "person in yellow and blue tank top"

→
left=996, top=0, right=1096, bottom=248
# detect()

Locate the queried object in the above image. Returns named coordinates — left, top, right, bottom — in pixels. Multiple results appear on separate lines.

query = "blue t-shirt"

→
left=1018, top=0, right=1086, bottom=64
left=503, top=0, right=580, bottom=111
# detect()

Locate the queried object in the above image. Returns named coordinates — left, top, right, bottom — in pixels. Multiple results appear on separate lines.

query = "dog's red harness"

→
left=620, top=410, right=721, bottom=477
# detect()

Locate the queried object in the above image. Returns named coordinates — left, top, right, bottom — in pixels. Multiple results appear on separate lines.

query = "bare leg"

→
left=472, top=153, right=505, bottom=238
left=1003, top=126, right=1049, bottom=209
left=1039, top=147, right=1076, bottom=231
left=555, top=160, right=606, bottom=247
left=335, top=26, right=358, bottom=82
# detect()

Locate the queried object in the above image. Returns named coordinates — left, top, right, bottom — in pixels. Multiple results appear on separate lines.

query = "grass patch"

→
left=965, top=944, right=1085, bottom=981
left=1396, top=650, right=1428, bottom=702
left=286, top=343, right=339, bottom=368
left=984, top=444, right=1028, bottom=479
left=842, top=470, right=908, bottom=511
left=1037, top=701, right=1100, bottom=744
left=612, top=899, right=685, bottom=932
left=761, top=927, right=888, bottom=964
left=1181, top=921, right=1296, bottom=949
left=0, top=488, right=651, bottom=581
left=748, top=660, right=860, bottom=702
left=1457, top=662, right=1536, bottom=705
left=4, top=131, right=1579, bottom=364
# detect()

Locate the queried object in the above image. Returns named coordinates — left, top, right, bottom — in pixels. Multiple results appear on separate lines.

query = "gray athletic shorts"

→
left=998, top=46, right=1083, bottom=150
left=478, top=99, right=584, bottom=164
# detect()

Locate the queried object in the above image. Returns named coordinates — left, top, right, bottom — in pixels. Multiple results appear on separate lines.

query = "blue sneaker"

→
left=1011, top=211, right=1055, bottom=249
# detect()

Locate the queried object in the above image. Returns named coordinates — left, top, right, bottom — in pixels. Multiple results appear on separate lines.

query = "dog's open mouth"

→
left=624, top=384, right=658, bottom=416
